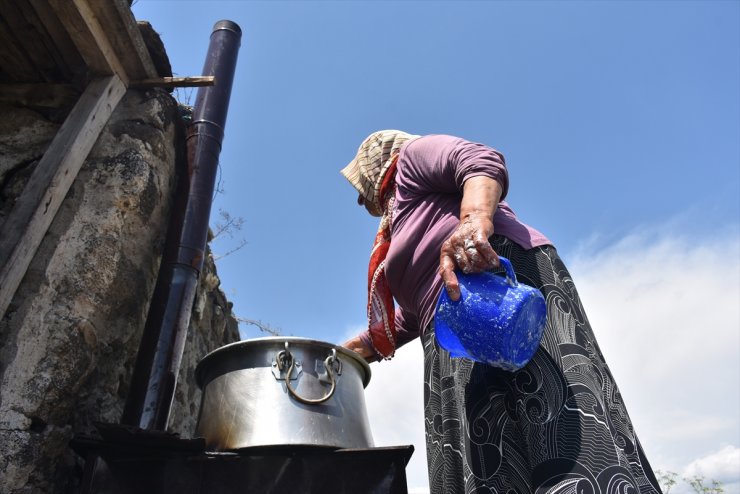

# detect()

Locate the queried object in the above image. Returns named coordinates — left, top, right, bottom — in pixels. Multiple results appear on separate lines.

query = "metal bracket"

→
left=316, top=348, right=341, bottom=384
left=271, top=359, right=302, bottom=381
left=272, top=342, right=302, bottom=381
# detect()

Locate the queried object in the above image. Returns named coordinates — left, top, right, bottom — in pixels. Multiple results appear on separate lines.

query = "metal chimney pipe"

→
left=122, top=20, right=241, bottom=430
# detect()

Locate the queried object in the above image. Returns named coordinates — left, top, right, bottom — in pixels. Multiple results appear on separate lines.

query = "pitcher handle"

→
left=498, top=256, right=518, bottom=287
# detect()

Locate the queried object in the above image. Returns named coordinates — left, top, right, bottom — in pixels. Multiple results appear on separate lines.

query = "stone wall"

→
left=0, top=89, right=239, bottom=493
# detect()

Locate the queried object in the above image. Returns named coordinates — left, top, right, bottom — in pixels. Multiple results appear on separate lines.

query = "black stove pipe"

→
left=122, top=20, right=241, bottom=430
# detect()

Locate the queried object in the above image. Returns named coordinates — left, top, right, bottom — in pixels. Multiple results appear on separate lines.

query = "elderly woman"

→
left=341, top=131, right=661, bottom=494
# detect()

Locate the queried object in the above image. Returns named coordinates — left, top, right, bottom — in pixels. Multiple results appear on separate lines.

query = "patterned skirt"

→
left=423, top=236, right=662, bottom=494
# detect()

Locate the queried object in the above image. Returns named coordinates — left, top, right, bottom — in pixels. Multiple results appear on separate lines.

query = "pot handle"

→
left=277, top=344, right=337, bottom=405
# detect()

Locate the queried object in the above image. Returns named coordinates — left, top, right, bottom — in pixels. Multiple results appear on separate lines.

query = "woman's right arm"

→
left=342, top=308, right=420, bottom=362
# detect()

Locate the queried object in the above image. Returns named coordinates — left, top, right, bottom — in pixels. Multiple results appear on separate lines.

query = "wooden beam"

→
left=2, top=0, right=61, bottom=83
left=130, top=76, right=215, bottom=89
left=46, top=0, right=129, bottom=83
left=0, top=83, right=80, bottom=107
left=0, top=75, right=127, bottom=319
left=0, top=9, right=43, bottom=82
left=27, top=0, right=87, bottom=82
left=87, top=0, right=159, bottom=80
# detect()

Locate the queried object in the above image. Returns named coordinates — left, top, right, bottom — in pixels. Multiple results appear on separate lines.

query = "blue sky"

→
left=132, top=2, right=739, bottom=492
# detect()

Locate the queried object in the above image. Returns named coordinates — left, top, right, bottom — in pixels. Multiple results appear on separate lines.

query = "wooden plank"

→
left=130, top=76, right=215, bottom=89
left=86, top=0, right=158, bottom=80
left=46, top=0, right=129, bottom=83
left=0, top=11, right=42, bottom=82
left=27, top=0, right=87, bottom=83
left=11, top=0, right=75, bottom=82
left=0, top=75, right=127, bottom=319
left=3, top=0, right=64, bottom=82
left=0, top=83, right=80, bottom=107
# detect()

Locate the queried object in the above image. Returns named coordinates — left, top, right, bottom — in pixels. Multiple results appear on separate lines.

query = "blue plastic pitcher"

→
left=433, top=257, right=547, bottom=371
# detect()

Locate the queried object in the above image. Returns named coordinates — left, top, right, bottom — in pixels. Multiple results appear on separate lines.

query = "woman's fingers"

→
left=472, top=234, right=499, bottom=269
left=341, top=335, right=376, bottom=362
left=462, top=237, right=492, bottom=271
left=454, top=242, right=473, bottom=273
left=439, top=252, right=461, bottom=301
left=440, top=238, right=461, bottom=300
left=439, top=217, right=499, bottom=301
left=451, top=221, right=498, bottom=270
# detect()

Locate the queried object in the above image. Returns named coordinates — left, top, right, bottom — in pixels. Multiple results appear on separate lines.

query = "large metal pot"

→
left=195, top=337, right=374, bottom=450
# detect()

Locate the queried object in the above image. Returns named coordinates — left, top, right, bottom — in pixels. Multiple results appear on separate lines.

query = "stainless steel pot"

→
left=195, top=337, right=374, bottom=450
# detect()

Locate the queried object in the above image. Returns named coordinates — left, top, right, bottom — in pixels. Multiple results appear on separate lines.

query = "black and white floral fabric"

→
left=423, top=236, right=662, bottom=494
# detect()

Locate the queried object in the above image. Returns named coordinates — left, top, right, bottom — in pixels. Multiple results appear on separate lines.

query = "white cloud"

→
left=408, top=487, right=432, bottom=494
left=662, top=446, right=740, bottom=494
left=684, top=445, right=740, bottom=485
left=359, top=225, right=739, bottom=493
left=364, top=341, right=429, bottom=493
left=568, top=228, right=740, bottom=472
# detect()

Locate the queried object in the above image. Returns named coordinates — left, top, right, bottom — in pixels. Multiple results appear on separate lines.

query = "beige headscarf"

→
left=340, top=130, right=420, bottom=215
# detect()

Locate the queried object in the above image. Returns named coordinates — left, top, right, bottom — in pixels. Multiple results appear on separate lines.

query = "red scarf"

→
left=367, top=155, right=399, bottom=359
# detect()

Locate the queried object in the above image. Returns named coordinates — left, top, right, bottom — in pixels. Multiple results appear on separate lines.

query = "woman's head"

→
left=341, top=130, right=419, bottom=216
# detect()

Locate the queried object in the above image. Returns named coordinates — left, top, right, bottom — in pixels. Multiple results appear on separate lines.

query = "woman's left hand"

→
left=439, top=212, right=499, bottom=301
left=439, top=177, right=503, bottom=302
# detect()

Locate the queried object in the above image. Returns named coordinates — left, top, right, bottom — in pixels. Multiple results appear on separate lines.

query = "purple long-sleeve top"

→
left=359, top=134, right=552, bottom=355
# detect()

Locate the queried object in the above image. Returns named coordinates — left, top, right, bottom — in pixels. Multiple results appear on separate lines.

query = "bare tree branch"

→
left=212, top=209, right=244, bottom=240
left=237, top=317, right=282, bottom=336
left=209, top=209, right=247, bottom=260
left=656, top=470, right=678, bottom=494
left=684, top=475, right=724, bottom=494
left=213, top=238, right=248, bottom=261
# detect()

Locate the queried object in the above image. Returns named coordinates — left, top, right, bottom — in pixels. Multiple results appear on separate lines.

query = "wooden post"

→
left=0, top=75, right=127, bottom=319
